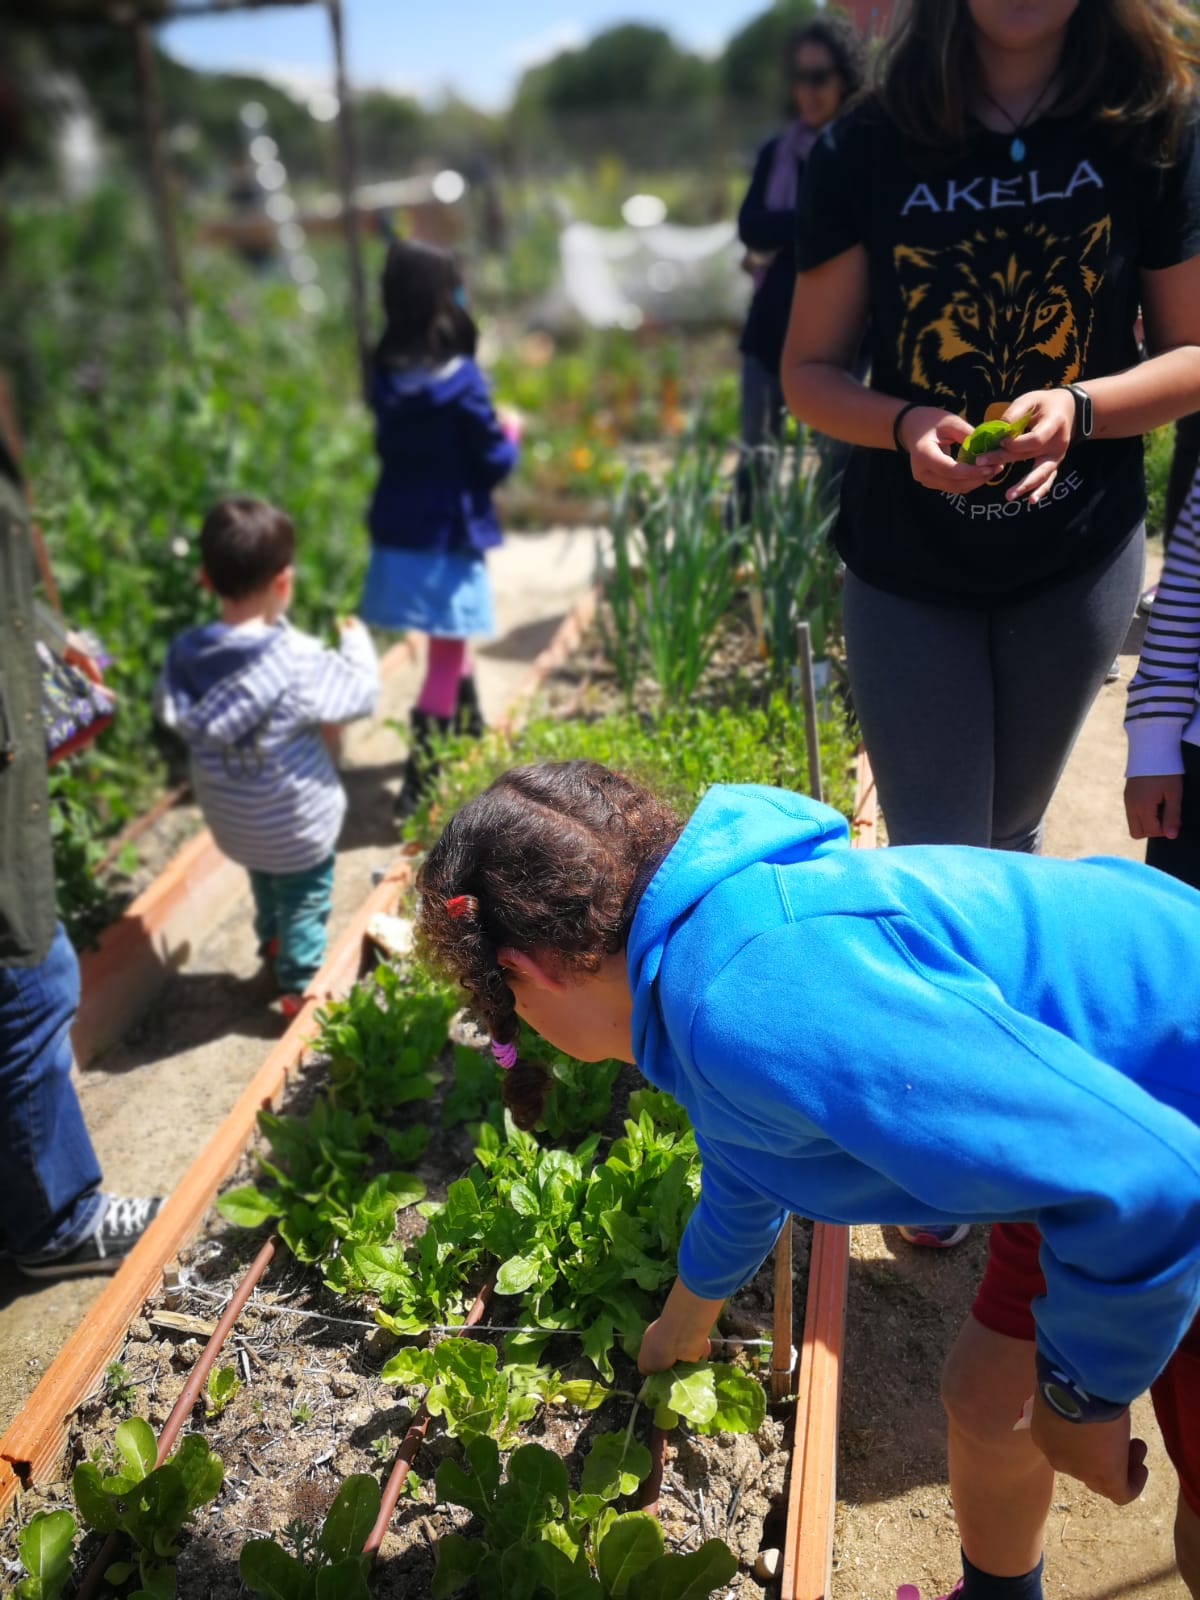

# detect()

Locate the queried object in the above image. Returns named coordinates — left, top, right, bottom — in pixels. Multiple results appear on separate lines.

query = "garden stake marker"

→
left=779, top=749, right=875, bottom=1600
left=362, top=1275, right=496, bottom=1562
left=73, top=1236, right=278, bottom=1600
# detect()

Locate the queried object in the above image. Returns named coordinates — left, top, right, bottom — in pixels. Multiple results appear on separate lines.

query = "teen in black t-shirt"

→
left=782, top=4, right=1200, bottom=1600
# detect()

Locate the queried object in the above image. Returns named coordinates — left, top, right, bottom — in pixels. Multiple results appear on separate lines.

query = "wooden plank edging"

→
left=73, top=635, right=419, bottom=1067
left=0, top=855, right=415, bottom=1514
left=781, top=747, right=875, bottom=1600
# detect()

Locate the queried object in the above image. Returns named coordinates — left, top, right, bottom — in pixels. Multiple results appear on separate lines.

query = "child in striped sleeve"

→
left=156, top=497, right=379, bottom=1011
left=1125, top=466, right=1200, bottom=888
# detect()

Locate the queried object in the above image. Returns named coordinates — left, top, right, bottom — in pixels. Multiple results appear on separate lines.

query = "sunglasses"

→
left=793, top=67, right=837, bottom=89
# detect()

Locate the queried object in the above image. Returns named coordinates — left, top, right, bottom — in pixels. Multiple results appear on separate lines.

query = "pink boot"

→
left=897, top=1584, right=963, bottom=1600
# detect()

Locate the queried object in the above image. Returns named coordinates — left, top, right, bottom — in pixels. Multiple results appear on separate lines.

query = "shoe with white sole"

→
left=17, top=1194, right=163, bottom=1279
left=897, top=1223, right=970, bottom=1249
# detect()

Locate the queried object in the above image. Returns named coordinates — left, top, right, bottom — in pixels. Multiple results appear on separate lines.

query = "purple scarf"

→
left=750, top=120, right=820, bottom=289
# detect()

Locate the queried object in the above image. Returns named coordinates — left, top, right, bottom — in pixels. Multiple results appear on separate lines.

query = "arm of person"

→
left=1125, top=463, right=1200, bottom=838
left=309, top=618, right=380, bottom=725
left=689, top=918, right=1200, bottom=1409
left=737, top=141, right=795, bottom=256
left=459, top=367, right=519, bottom=490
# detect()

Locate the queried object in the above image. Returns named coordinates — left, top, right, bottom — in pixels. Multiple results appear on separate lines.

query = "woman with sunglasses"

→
left=733, top=14, right=865, bottom=517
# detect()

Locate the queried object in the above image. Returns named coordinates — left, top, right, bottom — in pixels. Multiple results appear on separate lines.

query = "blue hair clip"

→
left=453, top=285, right=468, bottom=308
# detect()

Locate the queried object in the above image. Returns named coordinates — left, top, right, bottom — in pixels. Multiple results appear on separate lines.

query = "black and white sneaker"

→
left=17, top=1194, right=164, bottom=1279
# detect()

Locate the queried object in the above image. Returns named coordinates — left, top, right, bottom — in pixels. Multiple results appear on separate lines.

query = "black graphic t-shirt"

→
left=796, top=101, right=1200, bottom=605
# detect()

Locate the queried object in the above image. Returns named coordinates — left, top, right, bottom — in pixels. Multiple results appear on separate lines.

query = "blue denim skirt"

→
left=359, top=547, right=495, bottom=639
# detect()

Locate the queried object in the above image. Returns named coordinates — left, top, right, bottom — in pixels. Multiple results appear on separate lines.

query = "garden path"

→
left=0, top=528, right=597, bottom=1436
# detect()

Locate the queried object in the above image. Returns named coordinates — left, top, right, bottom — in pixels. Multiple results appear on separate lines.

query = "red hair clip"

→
left=445, top=895, right=473, bottom=919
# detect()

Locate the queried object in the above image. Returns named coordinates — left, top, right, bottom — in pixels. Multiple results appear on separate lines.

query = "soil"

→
left=0, top=528, right=597, bottom=1438
left=833, top=545, right=1189, bottom=1600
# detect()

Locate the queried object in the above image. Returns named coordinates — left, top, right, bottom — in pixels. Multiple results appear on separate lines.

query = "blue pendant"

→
left=1011, top=135, right=1026, bottom=162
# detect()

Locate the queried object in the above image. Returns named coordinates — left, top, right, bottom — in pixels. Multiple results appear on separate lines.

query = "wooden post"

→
left=132, top=20, right=188, bottom=331
left=326, top=0, right=370, bottom=388
left=771, top=1217, right=794, bottom=1402
left=797, top=620, right=824, bottom=806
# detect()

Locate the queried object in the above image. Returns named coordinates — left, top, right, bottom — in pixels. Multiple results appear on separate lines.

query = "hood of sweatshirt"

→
left=626, top=784, right=849, bottom=1098
left=159, top=620, right=290, bottom=748
left=370, top=356, right=478, bottom=418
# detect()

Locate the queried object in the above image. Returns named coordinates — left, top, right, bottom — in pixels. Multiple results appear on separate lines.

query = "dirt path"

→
left=835, top=547, right=1189, bottom=1600
left=0, top=529, right=596, bottom=1435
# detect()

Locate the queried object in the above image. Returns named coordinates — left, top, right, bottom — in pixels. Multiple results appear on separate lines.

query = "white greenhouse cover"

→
left=555, top=220, right=752, bottom=330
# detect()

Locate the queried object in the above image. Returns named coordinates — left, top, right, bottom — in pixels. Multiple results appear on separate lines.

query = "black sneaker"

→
left=17, top=1194, right=163, bottom=1279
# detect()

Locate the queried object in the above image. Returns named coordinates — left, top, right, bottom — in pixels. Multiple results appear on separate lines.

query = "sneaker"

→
left=897, top=1223, right=970, bottom=1249
left=898, top=1584, right=963, bottom=1600
left=1105, top=658, right=1121, bottom=684
left=280, top=993, right=306, bottom=1020
left=1139, top=583, right=1158, bottom=616
left=17, top=1194, right=163, bottom=1279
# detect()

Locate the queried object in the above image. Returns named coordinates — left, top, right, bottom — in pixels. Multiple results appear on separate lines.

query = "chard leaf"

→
left=533, top=1541, right=602, bottom=1598
left=495, top=1253, right=540, bottom=1296
left=217, top=1185, right=283, bottom=1228
left=317, top=1475, right=381, bottom=1563
left=114, top=1417, right=157, bottom=1482
left=381, top=1348, right=436, bottom=1387
left=238, top=1538, right=315, bottom=1600
left=435, top=1436, right=501, bottom=1528
left=314, top=1558, right=371, bottom=1600
left=490, top=1444, right=568, bottom=1547
left=170, top=1434, right=224, bottom=1509
left=508, top=1181, right=538, bottom=1217
left=17, top=1509, right=74, bottom=1590
left=549, top=1379, right=609, bottom=1412
left=626, top=1539, right=738, bottom=1600
left=431, top=1533, right=485, bottom=1598
left=580, top=1433, right=652, bottom=1501
left=594, top=1513, right=664, bottom=1596
left=639, top=1366, right=718, bottom=1428
left=700, top=1365, right=766, bottom=1436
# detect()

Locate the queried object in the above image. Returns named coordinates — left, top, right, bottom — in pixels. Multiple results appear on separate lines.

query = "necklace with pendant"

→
left=977, top=76, right=1059, bottom=163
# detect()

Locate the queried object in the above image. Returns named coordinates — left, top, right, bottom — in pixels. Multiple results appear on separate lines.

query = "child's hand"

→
left=337, top=615, right=362, bottom=633
left=1124, top=773, right=1183, bottom=840
left=636, top=1277, right=724, bottom=1373
left=1030, top=1393, right=1148, bottom=1505
left=499, top=408, right=522, bottom=446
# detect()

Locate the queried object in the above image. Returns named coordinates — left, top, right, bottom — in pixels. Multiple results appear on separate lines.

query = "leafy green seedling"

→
left=291, top=1400, right=315, bottom=1428
left=204, top=1365, right=240, bottom=1417
left=959, top=413, right=1032, bottom=464
left=638, top=1362, right=766, bottom=1436
left=14, top=1509, right=75, bottom=1600
left=240, top=1473, right=379, bottom=1600
left=104, top=1361, right=136, bottom=1410
left=72, top=1417, right=223, bottom=1596
left=369, top=1435, right=394, bottom=1466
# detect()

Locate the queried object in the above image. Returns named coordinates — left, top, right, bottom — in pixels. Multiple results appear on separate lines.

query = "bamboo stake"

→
left=131, top=20, right=188, bottom=331
left=326, top=0, right=370, bottom=388
left=797, top=620, right=824, bottom=806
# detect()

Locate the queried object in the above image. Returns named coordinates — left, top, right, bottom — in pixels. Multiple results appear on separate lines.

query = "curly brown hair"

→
left=417, top=761, right=681, bottom=1129
left=877, top=0, right=1200, bottom=167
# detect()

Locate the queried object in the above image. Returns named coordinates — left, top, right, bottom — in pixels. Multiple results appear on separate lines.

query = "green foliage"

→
left=13, top=1509, right=75, bottom=1600
left=239, top=1475, right=379, bottom=1600
left=72, top=1418, right=222, bottom=1594
left=431, top=1436, right=735, bottom=1599
left=516, top=1031, right=623, bottom=1140
left=638, top=1362, right=766, bottom=1435
left=740, top=443, right=842, bottom=672
left=515, top=25, right=715, bottom=121
left=404, top=700, right=858, bottom=854
left=720, top=0, right=820, bottom=104
left=382, top=1338, right=610, bottom=1446
left=602, top=447, right=739, bottom=708
left=1145, top=422, right=1174, bottom=540
left=204, top=1366, right=241, bottom=1417
left=104, top=1360, right=137, bottom=1410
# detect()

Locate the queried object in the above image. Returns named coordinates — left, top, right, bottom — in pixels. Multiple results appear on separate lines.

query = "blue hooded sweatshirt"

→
left=626, top=784, right=1200, bottom=1406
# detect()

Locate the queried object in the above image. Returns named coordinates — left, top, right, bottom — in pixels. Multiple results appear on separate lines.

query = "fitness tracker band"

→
left=1063, top=382, right=1093, bottom=441
left=1035, top=1351, right=1126, bottom=1424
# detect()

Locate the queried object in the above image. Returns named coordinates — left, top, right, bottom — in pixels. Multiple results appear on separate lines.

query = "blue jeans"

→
left=248, top=853, right=335, bottom=993
left=0, top=924, right=103, bottom=1260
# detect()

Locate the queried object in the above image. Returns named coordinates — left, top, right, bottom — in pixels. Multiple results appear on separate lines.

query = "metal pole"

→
left=797, top=619, right=824, bottom=806
left=131, top=20, right=189, bottom=331
left=326, top=0, right=371, bottom=390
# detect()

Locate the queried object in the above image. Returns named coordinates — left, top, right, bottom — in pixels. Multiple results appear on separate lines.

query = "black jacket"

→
left=737, top=135, right=804, bottom=375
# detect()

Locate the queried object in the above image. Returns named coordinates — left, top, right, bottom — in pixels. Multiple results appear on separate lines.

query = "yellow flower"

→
left=570, top=445, right=595, bottom=473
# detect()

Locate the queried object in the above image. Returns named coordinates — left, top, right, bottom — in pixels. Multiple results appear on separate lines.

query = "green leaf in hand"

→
left=958, top=413, right=1031, bottom=464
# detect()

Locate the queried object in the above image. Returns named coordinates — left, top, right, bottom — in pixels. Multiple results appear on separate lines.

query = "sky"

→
left=161, top=0, right=767, bottom=112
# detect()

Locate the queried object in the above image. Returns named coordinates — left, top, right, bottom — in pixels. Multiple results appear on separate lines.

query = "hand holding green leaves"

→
left=959, top=413, right=1032, bottom=464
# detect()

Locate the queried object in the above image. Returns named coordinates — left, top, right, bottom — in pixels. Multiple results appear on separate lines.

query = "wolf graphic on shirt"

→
left=893, top=215, right=1111, bottom=420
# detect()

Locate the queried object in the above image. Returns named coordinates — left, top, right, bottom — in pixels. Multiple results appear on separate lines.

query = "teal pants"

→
left=248, top=854, right=335, bottom=994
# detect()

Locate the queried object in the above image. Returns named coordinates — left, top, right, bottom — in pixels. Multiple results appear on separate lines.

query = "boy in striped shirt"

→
left=1125, top=471, right=1200, bottom=888
left=156, top=498, right=379, bottom=1011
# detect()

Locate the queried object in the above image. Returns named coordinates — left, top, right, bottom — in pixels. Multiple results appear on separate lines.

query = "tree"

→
left=515, top=24, right=716, bottom=120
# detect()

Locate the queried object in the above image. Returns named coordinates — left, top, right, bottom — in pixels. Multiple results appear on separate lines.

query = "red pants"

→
left=973, top=1222, right=1200, bottom=1516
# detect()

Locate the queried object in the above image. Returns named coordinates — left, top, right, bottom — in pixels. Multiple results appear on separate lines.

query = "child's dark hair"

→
left=418, top=761, right=682, bottom=1129
left=376, top=239, right=477, bottom=368
left=200, top=497, right=295, bottom=600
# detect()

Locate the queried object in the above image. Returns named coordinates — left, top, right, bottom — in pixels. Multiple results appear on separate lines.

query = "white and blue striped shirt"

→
left=156, top=618, right=379, bottom=874
left=1126, top=474, right=1200, bottom=778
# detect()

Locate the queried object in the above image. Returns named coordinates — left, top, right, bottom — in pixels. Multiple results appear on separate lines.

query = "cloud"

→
left=508, top=22, right=586, bottom=73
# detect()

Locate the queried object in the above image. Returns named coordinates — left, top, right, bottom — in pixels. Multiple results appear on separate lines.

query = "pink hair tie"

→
left=492, top=1040, right=518, bottom=1071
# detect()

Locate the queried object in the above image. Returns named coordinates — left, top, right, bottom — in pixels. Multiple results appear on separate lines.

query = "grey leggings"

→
left=842, top=529, right=1145, bottom=851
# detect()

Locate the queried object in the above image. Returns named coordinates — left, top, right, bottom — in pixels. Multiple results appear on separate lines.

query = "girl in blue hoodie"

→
left=418, top=761, right=1200, bottom=1600
left=359, top=240, right=518, bottom=818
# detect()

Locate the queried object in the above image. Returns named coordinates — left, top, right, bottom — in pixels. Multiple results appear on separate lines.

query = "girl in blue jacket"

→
left=359, top=240, right=518, bottom=818
left=418, top=761, right=1200, bottom=1600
